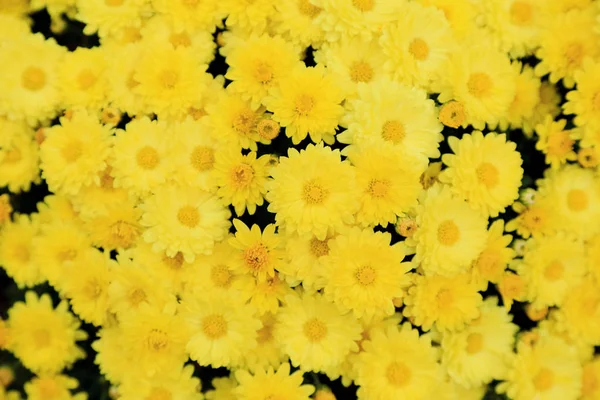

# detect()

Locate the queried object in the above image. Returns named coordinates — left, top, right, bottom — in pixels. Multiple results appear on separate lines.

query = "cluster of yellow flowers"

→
left=1, top=0, right=600, bottom=399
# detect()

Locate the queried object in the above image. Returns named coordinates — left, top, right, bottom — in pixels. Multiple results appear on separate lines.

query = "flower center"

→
left=476, top=162, right=499, bottom=188
left=105, top=0, right=125, bottom=5
left=33, top=329, right=50, bottom=347
left=544, top=260, right=564, bottom=281
left=295, top=94, right=315, bottom=116
left=57, top=248, right=78, bottom=262
left=468, top=72, right=493, bottom=98
left=78, top=69, right=97, bottom=90
left=439, top=101, right=466, bottom=128
left=21, top=66, right=46, bottom=91
left=83, top=279, right=103, bottom=300
left=409, top=38, right=429, bottom=61
left=37, top=378, right=60, bottom=398
left=352, top=0, right=374, bottom=12
left=169, top=32, right=191, bottom=48
left=188, top=106, right=207, bottom=120
left=381, top=120, right=405, bottom=144
left=298, top=0, right=321, bottom=18
left=190, top=146, right=214, bottom=172
left=230, top=163, right=255, bottom=188
left=303, top=318, right=327, bottom=342
left=437, top=220, right=460, bottom=245
left=243, top=243, right=269, bottom=273
left=436, top=288, right=454, bottom=309
left=110, top=221, right=140, bottom=248
left=309, top=237, right=329, bottom=257
left=210, top=264, right=232, bottom=288
left=397, top=219, right=417, bottom=237
left=567, top=189, right=588, bottom=212
left=547, top=130, right=574, bottom=157
left=202, top=314, right=228, bottom=339
left=349, top=60, right=374, bottom=83
left=254, top=62, right=274, bottom=84
left=147, top=388, right=172, bottom=400
left=3, top=149, right=21, bottom=163
left=355, top=265, right=376, bottom=286
left=232, top=109, right=258, bottom=134
left=521, top=206, right=545, bottom=231
left=475, top=249, right=501, bottom=278
left=61, top=140, right=83, bottom=163
left=160, top=69, right=179, bottom=89
left=533, top=368, right=554, bottom=391
left=565, top=42, right=584, bottom=67
left=510, top=1, right=533, bottom=25
left=367, top=178, right=390, bottom=198
left=163, top=252, right=184, bottom=270
left=465, top=332, right=484, bottom=354
left=136, top=146, right=160, bottom=170
left=386, top=362, right=411, bottom=387
left=146, top=329, right=169, bottom=352
left=257, top=119, right=280, bottom=140
left=177, top=206, right=199, bottom=228
left=302, top=180, right=328, bottom=205
left=13, top=245, right=29, bottom=263
left=129, top=288, right=147, bottom=306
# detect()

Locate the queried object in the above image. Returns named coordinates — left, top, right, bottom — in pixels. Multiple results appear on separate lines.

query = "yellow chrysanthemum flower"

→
left=557, top=280, right=600, bottom=346
left=0, top=118, right=40, bottom=193
left=266, top=144, right=359, bottom=240
left=535, top=116, right=578, bottom=169
left=275, top=292, right=361, bottom=372
left=222, top=0, right=276, bottom=35
left=58, top=47, right=107, bottom=110
left=118, top=364, right=201, bottom=400
left=24, top=375, right=87, bottom=400
left=151, top=0, right=223, bottom=32
left=497, top=62, right=540, bottom=134
left=76, top=0, right=146, bottom=37
left=564, top=58, right=600, bottom=129
left=6, top=292, right=87, bottom=374
left=234, top=363, right=314, bottom=400
left=235, top=313, right=288, bottom=373
left=92, top=324, right=138, bottom=384
left=272, top=0, right=325, bottom=48
left=470, top=220, right=515, bottom=290
left=0, top=214, right=42, bottom=288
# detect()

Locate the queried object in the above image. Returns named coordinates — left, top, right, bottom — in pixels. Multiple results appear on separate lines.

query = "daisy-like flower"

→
left=558, top=280, right=600, bottom=346
left=275, top=292, right=362, bottom=372
left=497, top=62, right=540, bottom=134
left=403, top=273, right=482, bottom=332
left=104, top=43, right=145, bottom=117
left=272, top=0, right=325, bottom=48
left=470, top=220, right=515, bottom=290
left=265, top=143, right=360, bottom=240
left=526, top=81, right=562, bottom=134
left=441, top=297, right=518, bottom=388
left=380, top=1, right=455, bottom=89
left=6, top=292, right=87, bottom=374
left=355, top=323, right=442, bottom=400
left=182, top=291, right=262, bottom=368
left=0, top=214, right=42, bottom=288
left=58, top=47, right=107, bottom=110
left=236, top=273, right=294, bottom=316
left=234, top=363, right=314, bottom=400
left=229, top=219, right=284, bottom=282
left=224, top=34, right=300, bottom=109
left=440, top=131, right=524, bottom=217
left=222, top=0, right=276, bottom=35
left=411, top=184, right=488, bottom=277
left=75, top=0, right=146, bottom=37
left=119, top=365, right=202, bottom=400
left=339, top=78, right=443, bottom=166
left=140, top=184, right=231, bottom=263
left=83, top=198, right=143, bottom=251
left=213, top=148, right=271, bottom=216
left=535, top=116, right=578, bottom=169
left=0, top=118, right=40, bottom=193
left=24, top=375, right=87, bottom=400
left=322, top=227, right=412, bottom=319
left=236, top=313, right=288, bottom=373
left=111, top=117, right=175, bottom=197
left=264, top=64, right=344, bottom=145
left=564, top=58, right=600, bottom=129
left=505, top=196, right=554, bottom=239
left=40, top=110, right=112, bottom=196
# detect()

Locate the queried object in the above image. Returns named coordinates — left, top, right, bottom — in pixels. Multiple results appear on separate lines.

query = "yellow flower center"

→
left=57, top=248, right=78, bottom=262
left=303, top=318, right=327, bottom=342
left=126, top=72, right=139, bottom=89
left=13, top=245, right=29, bottom=263
left=202, top=314, right=228, bottom=339
left=257, top=319, right=274, bottom=344
left=147, top=388, right=172, bottom=400
left=381, top=120, right=405, bottom=144
left=129, top=288, right=147, bottom=306
left=33, top=329, right=51, bottom=347
left=230, top=163, right=255, bottom=188
left=355, top=265, right=376, bottom=286
left=254, top=62, right=274, bottom=84
left=439, top=101, right=466, bottom=128
left=302, top=180, right=329, bottom=205
left=160, top=69, right=179, bottom=89
left=83, top=279, right=103, bottom=300
left=110, top=221, right=140, bottom=248
left=3, top=149, right=21, bottom=163
left=544, top=260, right=564, bottom=281
left=21, top=66, right=46, bottom=91
left=295, top=94, right=315, bottom=116
left=169, top=32, right=191, bottom=48
left=77, top=69, right=97, bottom=90
left=257, top=119, right=280, bottom=140
left=188, top=106, right=207, bottom=120
left=177, top=206, right=200, bottom=228
left=510, top=1, right=533, bottom=25
left=367, top=178, right=390, bottom=198
left=397, top=219, right=417, bottom=237
left=232, top=109, right=258, bottom=134
left=102, top=108, right=121, bottom=125
left=475, top=249, right=501, bottom=279
left=163, top=252, right=184, bottom=270
left=436, top=288, right=454, bottom=309
left=547, top=130, right=574, bottom=157
left=309, top=237, right=330, bottom=257
left=136, top=146, right=160, bottom=170
left=467, top=72, right=493, bottom=98
left=565, top=42, right=584, bottom=68
left=349, top=60, right=374, bottom=83
left=533, top=368, right=554, bottom=391
left=146, top=329, right=169, bottom=352
left=437, top=220, right=460, bottom=246
left=386, top=362, right=411, bottom=387
left=578, top=148, right=598, bottom=168
left=298, top=0, right=322, bottom=18
left=190, top=146, right=215, bottom=172
left=409, top=38, right=429, bottom=61
left=210, top=264, right=233, bottom=288
left=567, top=189, right=588, bottom=212
left=352, top=0, right=374, bottom=12
left=61, top=140, right=83, bottom=163
left=105, top=0, right=124, bottom=5
left=243, top=243, right=269, bottom=273
left=465, top=332, right=484, bottom=354
left=521, top=206, right=546, bottom=232
left=37, top=378, right=60, bottom=398
left=476, top=162, right=499, bottom=188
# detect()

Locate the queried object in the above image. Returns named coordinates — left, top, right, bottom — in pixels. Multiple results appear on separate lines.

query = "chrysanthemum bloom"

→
left=275, top=292, right=361, bottom=372
left=24, top=374, right=87, bottom=400
left=6, top=292, right=86, bottom=374
left=266, top=144, right=359, bottom=240
left=234, top=363, right=314, bottom=400
left=224, top=34, right=300, bottom=109
left=104, top=43, right=146, bottom=117
left=235, top=313, right=288, bottom=373
left=380, top=1, right=455, bottom=89
left=441, top=297, right=518, bottom=388
left=470, top=220, right=515, bottom=290
left=236, top=272, right=294, bottom=316
left=419, top=0, right=478, bottom=41
left=213, top=149, right=271, bottom=216
left=58, top=47, right=108, bottom=110
left=497, top=272, right=527, bottom=310
left=339, top=78, right=443, bottom=167
left=411, top=184, right=487, bottom=276
left=0, top=214, right=42, bottom=288
left=221, top=0, right=276, bottom=35
left=322, top=227, right=412, bottom=319
left=272, top=0, right=325, bottom=48
left=505, top=196, right=554, bottom=239
left=84, top=199, right=143, bottom=251
left=535, top=116, right=578, bottom=169
left=497, top=335, right=582, bottom=400
left=75, top=0, right=146, bottom=37
left=140, top=184, right=231, bottom=263
left=118, top=365, right=201, bottom=400
left=526, top=81, right=562, bottom=133
left=564, top=59, right=600, bottom=129
left=40, top=110, right=112, bottom=196
left=555, top=280, right=600, bottom=346
left=356, top=323, right=442, bottom=399
left=264, top=64, right=344, bottom=144
left=440, top=131, right=523, bottom=217
left=182, top=291, right=261, bottom=368
left=0, top=118, right=40, bottom=193
left=151, top=0, right=223, bottom=32
left=496, top=62, right=540, bottom=134
left=93, top=325, right=138, bottom=384
left=347, top=143, right=422, bottom=227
